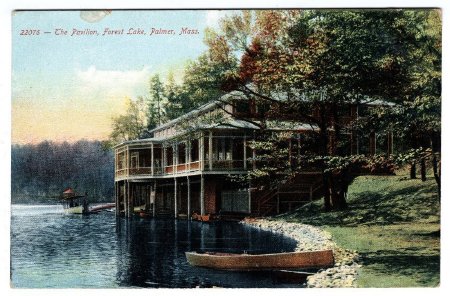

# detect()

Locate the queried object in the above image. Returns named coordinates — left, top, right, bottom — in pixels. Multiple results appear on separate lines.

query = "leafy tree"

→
left=147, top=74, right=167, bottom=129
left=202, top=9, right=440, bottom=211
left=164, top=72, right=192, bottom=120
left=109, top=96, right=147, bottom=144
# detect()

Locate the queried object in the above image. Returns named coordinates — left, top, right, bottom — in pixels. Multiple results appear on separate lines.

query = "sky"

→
left=12, top=10, right=234, bottom=144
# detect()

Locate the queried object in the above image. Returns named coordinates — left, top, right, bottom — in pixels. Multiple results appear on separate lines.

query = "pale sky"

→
left=12, top=10, right=234, bottom=144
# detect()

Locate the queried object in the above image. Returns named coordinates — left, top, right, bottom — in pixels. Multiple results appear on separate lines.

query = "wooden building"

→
left=114, top=91, right=393, bottom=218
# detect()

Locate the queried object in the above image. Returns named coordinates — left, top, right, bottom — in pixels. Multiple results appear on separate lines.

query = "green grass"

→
left=276, top=175, right=440, bottom=287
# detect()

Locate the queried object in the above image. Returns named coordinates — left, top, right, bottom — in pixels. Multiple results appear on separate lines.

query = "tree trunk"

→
left=322, top=172, right=332, bottom=212
left=329, top=172, right=348, bottom=210
left=432, top=153, right=441, bottom=199
left=410, top=162, right=416, bottom=179
left=420, top=158, right=427, bottom=181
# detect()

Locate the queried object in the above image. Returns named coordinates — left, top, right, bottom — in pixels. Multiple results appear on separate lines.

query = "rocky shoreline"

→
left=242, top=218, right=360, bottom=288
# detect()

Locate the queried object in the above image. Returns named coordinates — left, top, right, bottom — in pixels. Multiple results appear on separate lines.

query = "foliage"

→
left=147, top=74, right=167, bottom=130
left=11, top=140, right=114, bottom=203
left=109, top=96, right=147, bottom=144
left=203, top=9, right=441, bottom=210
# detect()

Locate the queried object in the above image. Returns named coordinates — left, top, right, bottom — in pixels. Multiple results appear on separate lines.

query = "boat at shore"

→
left=185, top=249, right=334, bottom=270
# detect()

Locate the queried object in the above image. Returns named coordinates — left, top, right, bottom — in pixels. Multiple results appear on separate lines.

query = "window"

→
left=190, top=139, right=199, bottom=161
left=178, top=143, right=186, bottom=164
left=130, top=152, right=139, bottom=168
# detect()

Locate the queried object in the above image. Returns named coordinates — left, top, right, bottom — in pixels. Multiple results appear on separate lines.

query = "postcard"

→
left=10, top=7, right=441, bottom=289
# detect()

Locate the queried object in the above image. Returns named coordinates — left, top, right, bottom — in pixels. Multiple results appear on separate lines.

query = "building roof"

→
left=149, top=90, right=244, bottom=134
left=114, top=88, right=392, bottom=148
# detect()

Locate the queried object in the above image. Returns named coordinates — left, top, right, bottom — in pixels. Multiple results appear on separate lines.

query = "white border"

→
left=1, top=1, right=448, bottom=296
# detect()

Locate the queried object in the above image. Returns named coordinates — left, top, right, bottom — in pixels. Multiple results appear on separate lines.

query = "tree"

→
left=11, top=140, right=114, bottom=203
left=201, top=9, right=440, bottom=211
left=109, top=96, right=147, bottom=144
left=164, top=72, right=192, bottom=120
left=147, top=74, right=167, bottom=130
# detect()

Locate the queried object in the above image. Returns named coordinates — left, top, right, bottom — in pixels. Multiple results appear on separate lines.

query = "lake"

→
left=10, top=204, right=300, bottom=288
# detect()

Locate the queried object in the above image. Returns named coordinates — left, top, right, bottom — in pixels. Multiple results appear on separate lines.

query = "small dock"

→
left=89, top=203, right=115, bottom=213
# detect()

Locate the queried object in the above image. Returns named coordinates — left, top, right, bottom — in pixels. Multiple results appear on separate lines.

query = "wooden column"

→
left=114, top=182, right=119, bottom=216
left=200, top=175, right=205, bottom=215
left=151, top=143, right=154, bottom=176
left=173, top=144, right=177, bottom=175
left=126, top=146, right=130, bottom=177
left=187, top=176, right=191, bottom=218
left=174, top=178, right=178, bottom=218
left=185, top=141, right=189, bottom=169
left=163, top=146, right=166, bottom=173
left=125, top=181, right=129, bottom=217
left=187, top=139, right=191, bottom=171
left=208, top=131, right=213, bottom=170
left=243, top=136, right=247, bottom=170
left=114, top=149, right=117, bottom=179
left=152, top=182, right=156, bottom=217
left=200, top=132, right=205, bottom=171
left=123, top=182, right=126, bottom=216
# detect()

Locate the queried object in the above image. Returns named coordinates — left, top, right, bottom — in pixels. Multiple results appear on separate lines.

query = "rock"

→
left=241, top=218, right=361, bottom=288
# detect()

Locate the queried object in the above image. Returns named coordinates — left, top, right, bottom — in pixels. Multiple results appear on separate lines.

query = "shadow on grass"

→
left=282, top=179, right=439, bottom=226
left=360, top=249, right=440, bottom=286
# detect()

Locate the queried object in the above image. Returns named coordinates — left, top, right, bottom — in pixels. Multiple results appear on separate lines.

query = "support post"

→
left=187, top=176, right=191, bottom=218
left=151, top=142, right=154, bottom=176
left=152, top=182, right=156, bottom=217
left=174, top=178, right=178, bottom=218
left=163, top=146, right=166, bottom=173
left=188, top=139, right=191, bottom=171
left=209, top=131, right=213, bottom=170
left=185, top=141, right=189, bottom=169
left=200, top=175, right=205, bottom=215
left=114, top=182, right=118, bottom=216
left=243, top=136, right=247, bottom=170
left=173, top=144, right=177, bottom=175
left=126, top=146, right=130, bottom=177
left=200, top=132, right=205, bottom=171
left=125, top=181, right=130, bottom=217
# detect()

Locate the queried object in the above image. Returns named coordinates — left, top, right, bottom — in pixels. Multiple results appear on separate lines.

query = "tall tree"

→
left=147, top=74, right=166, bottom=129
left=109, top=96, right=147, bottom=144
left=203, top=9, right=440, bottom=211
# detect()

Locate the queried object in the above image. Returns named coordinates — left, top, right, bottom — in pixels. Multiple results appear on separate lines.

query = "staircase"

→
left=254, top=174, right=323, bottom=216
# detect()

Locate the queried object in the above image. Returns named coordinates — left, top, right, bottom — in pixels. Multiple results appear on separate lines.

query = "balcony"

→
left=114, top=132, right=251, bottom=180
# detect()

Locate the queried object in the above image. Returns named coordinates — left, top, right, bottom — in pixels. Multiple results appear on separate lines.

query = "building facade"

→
left=114, top=92, right=393, bottom=219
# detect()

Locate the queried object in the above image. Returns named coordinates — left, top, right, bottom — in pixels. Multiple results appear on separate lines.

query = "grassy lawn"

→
left=278, top=175, right=440, bottom=287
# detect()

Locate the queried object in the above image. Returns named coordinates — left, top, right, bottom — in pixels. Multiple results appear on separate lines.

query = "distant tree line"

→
left=11, top=140, right=114, bottom=204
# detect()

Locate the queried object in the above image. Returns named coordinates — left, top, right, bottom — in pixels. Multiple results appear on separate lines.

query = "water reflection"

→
left=115, top=218, right=298, bottom=288
left=11, top=205, right=299, bottom=288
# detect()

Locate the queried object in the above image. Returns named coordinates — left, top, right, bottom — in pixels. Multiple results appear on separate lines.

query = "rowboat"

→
left=185, top=250, right=334, bottom=270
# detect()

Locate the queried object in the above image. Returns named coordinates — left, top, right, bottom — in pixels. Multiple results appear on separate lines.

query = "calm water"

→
left=11, top=204, right=299, bottom=288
